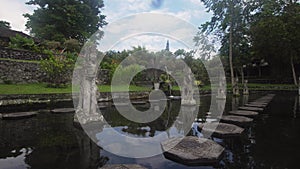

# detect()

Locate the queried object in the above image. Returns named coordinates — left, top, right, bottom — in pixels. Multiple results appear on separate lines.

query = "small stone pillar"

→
left=243, top=80, right=249, bottom=95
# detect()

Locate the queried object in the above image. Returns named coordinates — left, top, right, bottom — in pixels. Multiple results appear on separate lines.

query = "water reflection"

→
left=0, top=92, right=299, bottom=168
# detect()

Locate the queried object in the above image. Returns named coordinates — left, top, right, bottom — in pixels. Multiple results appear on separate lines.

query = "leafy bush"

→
left=63, top=38, right=80, bottom=52
left=40, top=52, right=76, bottom=87
left=9, top=34, right=40, bottom=52
left=112, top=64, right=143, bottom=85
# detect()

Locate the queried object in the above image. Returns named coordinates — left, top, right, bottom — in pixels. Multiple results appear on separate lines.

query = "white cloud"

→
left=0, top=0, right=35, bottom=33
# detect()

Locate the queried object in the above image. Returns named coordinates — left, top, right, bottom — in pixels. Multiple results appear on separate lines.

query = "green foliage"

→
left=40, top=52, right=76, bottom=87
left=112, top=64, right=143, bottom=85
left=63, top=38, right=80, bottom=52
left=0, top=20, right=11, bottom=29
left=43, top=40, right=61, bottom=51
left=250, top=1, right=300, bottom=78
left=9, top=34, right=40, bottom=52
left=24, top=0, right=107, bottom=43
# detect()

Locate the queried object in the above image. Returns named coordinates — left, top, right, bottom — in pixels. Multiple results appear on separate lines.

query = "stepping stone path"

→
left=228, top=110, right=259, bottom=117
left=51, top=108, right=75, bottom=114
left=220, top=115, right=253, bottom=127
left=198, top=123, right=244, bottom=138
left=239, top=106, right=264, bottom=112
left=101, top=164, right=147, bottom=169
left=161, top=136, right=224, bottom=166
left=0, top=112, right=38, bottom=120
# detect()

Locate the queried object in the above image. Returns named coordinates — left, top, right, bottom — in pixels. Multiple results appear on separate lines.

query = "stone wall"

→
left=0, top=60, right=110, bottom=84
left=0, top=47, right=48, bottom=60
left=0, top=60, right=45, bottom=84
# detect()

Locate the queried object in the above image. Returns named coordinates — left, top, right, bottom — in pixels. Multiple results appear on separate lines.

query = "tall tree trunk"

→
left=291, top=57, right=297, bottom=85
left=229, top=24, right=234, bottom=86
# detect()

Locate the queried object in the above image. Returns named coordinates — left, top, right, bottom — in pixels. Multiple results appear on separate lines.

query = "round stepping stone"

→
left=198, top=123, right=244, bottom=138
left=101, top=164, right=147, bottom=169
left=239, top=106, right=263, bottom=112
left=220, top=115, right=253, bottom=127
left=244, top=104, right=266, bottom=108
left=228, top=110, right=259, bottom=117
left=51, top=108, right=75, bottom=114
left=161, top=136, right=224, bottom=165
left=1, top=112, right=38, bottom=120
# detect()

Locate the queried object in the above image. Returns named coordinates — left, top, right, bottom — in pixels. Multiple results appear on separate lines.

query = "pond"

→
left=0, top=91, right=299, bottom=169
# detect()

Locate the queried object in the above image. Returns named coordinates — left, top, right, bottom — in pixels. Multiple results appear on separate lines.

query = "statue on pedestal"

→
left=181, top=66, right=196, bottom=105
left=75, top=45, right=103, bottom=125
left=243, top=80, right=249, bottom=95
left=216, top=76, right=226, bottom=99
left=232, top=77, right=240, bottom=97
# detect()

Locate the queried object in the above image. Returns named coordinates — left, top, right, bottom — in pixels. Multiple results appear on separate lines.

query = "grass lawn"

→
left=0, top=83, right=151, bottom=95
left=0, top=83, right=297, bottom=95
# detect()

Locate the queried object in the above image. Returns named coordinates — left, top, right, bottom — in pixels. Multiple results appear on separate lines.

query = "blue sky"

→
left=0, top=0, right=213, bottom=52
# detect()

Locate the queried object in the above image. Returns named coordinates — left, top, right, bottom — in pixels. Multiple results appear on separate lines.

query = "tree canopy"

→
left=24, top=0, right=107, bottom=43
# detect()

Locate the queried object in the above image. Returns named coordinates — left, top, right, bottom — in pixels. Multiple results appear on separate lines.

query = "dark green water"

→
left=0, top=91, right=299, bottom=169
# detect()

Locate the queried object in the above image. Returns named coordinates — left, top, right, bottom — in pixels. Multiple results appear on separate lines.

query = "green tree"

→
left=0, top=20, right=11, bottom=29
left=250, top=0, right=300, bottom=84
left=24, top=0, right=107, bottom=43
left=200, top=0, right=253, bottom=86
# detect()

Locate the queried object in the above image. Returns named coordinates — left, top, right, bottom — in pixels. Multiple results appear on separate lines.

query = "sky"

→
left=0, top=0, right=213, bottom=52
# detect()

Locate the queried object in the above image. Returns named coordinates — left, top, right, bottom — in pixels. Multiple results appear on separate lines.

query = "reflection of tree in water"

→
left=106, top=101, right=180, bottom=137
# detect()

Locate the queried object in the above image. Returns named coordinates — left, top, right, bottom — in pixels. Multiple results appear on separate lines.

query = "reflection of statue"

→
left=165, top=66, right=173, bottom=96
left=243, top=80, right=249, bottom=95
left=75, top=45, right=103, bottom=125
left=181, top=66, right=196, bottom=105
left=232, top=77, right=240, bottom=97
left=216, top=76, right=226, bottom=99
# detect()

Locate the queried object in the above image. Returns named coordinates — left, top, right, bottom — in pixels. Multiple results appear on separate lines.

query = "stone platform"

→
left=220, top=115, right=253, bottom=127
left=0, top=111, right=38, bottom=120
left=228, top=110, right=259, bottom=117
left=50, top=108, right=75, bottom=114
left=198, top=123, right=244, bottom=138
left=244, top=103, right=266, bottom=108
left=239, top=106, right=264, bottom=112
left=161, top=136, right=224, bottom=166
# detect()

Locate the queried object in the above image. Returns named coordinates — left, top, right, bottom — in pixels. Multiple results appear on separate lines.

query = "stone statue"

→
left=75, top=45, right=103, bottom=125
left=232, top=77, right=240, bottom=97
left=216, top=76, right=226, bottom=99
left=243, top=80, right=249, bottom=95
left=181, top=66, right=196, bottom=105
